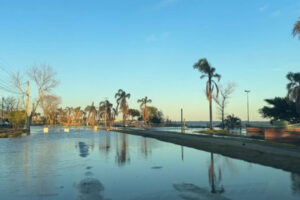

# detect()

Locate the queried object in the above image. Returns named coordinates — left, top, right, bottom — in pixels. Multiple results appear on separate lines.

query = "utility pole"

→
left=244, top=90, right=250, bottom=124
left=26, top=81, right=30, bottom=130
left=1, top=97, right=4, bottom=119
left=181, top=108, right=183, bottom=133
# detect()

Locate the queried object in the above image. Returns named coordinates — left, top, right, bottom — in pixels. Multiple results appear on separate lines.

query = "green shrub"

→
left=273, top=120, right=289, bottom=128
left=6, top=110, right=26, bottom=129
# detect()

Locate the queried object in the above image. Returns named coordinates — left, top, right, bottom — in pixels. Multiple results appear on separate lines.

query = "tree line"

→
left=1, top=70, right=165, bottom=129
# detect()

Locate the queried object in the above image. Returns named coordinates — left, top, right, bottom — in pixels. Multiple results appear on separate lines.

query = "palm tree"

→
left=193, top=58, right=221, bottom=130
left=115, top=89, right=131, bottom=127
left=99, top=100, right=114, bottom=129
left=137, top=96, right=152, bottom=123
left=293, top=18, right=300, bottom=38
left=64, top=107, right=74, bottom=126
left=287, top=72, right=300, bottom=115
left=74, top=107, right=82, bottom=125
left=84, top=102, right=97, bottom=126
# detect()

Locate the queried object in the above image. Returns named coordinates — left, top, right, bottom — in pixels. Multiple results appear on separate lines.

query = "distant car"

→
left=128, top=121, right=146, bottom=127
left=0, top=119, right=11, bottom=128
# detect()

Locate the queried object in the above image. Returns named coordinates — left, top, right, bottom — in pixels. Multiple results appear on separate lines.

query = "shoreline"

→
left=0, top=128, right=30, bottom=138
left=116, top=128, right=300, bottom=174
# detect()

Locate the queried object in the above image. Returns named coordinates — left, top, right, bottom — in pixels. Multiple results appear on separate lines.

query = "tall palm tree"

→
left=64, top=107, right=74, bottom=126
left=287, top=72, right=300, bottom=115
left=193, top=58, right=221, bottom=130
left=74, top=107, right=82, bottom=125
left=84, top=102, right=97, bottom=126
left=293, top=18, right=300, bottom=38
left=99, top=100, right=114, bottom=129
left=137, top=96, right=152, bottom=123
left=115, top=89, right=131, bottom=127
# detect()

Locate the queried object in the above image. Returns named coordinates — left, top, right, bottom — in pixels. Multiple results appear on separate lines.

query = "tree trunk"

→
left=26, top=115, right=32, bottom=132
left=123, top=114, right=126, bottom=127
left=296, top=89, right=300, bottom=116
left=209, top=100, right=213, bottom=130
left=208, top=78, right=213, bottom=130
left=221, top=109, right=224, bottom=129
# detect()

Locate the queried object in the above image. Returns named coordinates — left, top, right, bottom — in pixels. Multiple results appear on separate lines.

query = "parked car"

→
left=0, top=119, right=11, bottom=128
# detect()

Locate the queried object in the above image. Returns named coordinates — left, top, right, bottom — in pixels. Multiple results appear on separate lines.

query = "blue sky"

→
left=0, top=0, right=300, bottom=121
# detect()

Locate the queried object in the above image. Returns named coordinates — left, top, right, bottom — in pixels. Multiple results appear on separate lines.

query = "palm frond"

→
left=293, top=19, right=300, bottom=38
left=214, top=73, right=221, bottom=81
left=287, top=82, right=295, bottom=90
left=213, top=81, right=220, bottom=98
left=287, top=72, right=294, bottom=81
left=200, top=74, right=207, bottom=79
left=193, top=58, right=211, bottom=74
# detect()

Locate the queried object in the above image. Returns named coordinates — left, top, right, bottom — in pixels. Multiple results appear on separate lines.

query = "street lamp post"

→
left=244, top=90, right=250, bottom=124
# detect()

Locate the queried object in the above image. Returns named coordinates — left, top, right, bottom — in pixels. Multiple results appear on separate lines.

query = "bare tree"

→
left=2, top=96, right=18, bottom=112
left=11, top=64, right=59, bottom=129
left=42, top=95, right=61, bottom=125
left=213, top=83, right=236, bottom=129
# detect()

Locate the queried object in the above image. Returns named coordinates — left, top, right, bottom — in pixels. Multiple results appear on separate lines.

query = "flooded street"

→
left=0, top=126, right=299, bottom=200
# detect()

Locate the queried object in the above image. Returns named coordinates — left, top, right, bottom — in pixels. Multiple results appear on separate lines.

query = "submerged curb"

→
left=116, top=129, right=300, bottom=174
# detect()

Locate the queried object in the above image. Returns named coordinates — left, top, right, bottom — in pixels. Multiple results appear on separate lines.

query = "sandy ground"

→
left=116, top=129, right=300, bottom=174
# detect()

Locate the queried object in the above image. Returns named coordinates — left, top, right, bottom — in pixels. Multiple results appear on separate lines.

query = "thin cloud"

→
left=145, top=34, right=158, bottom=42
left=259, top=4, right=269, bottom=12
left=145, top=32, right=171, bottom=43
left=271, top=10, right=281, bottom=17
left=157, top=0, right=179, bottom=9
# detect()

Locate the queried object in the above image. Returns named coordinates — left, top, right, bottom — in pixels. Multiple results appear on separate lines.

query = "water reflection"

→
left=115, top=134, right=130, bottom=165
left=173, top=153, right=226, bottom=199
left=209, top=153, right=224, bottom=194
left=181, top=146, right=184, bottom=161
left=78, top=142, right=89, bottom=157
left=291, top=173, right=300, bottom=195
left=173, top=183, right=229, bottom=200
left=140, top=137, right=151, bottom=158
left=99, top=132, right=111, bottom=156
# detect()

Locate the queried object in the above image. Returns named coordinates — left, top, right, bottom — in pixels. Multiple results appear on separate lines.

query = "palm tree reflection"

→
left=140, top=137, right=151, bottom=158
left=115, top=134, right=130, bottom=165
left=291, top=173, right=300, bottom=195
left=99, top=132, right=111, bottom=156
left=209, top=153, right=224, bottom=194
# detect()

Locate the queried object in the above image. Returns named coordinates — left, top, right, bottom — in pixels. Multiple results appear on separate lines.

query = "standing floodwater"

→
left=0, top=126, right=299, bottom=200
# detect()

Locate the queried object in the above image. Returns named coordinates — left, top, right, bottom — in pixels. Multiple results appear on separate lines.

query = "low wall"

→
left=246, top=127, right=265, bottom=137
left=265, top=128, right=300, bottom=143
